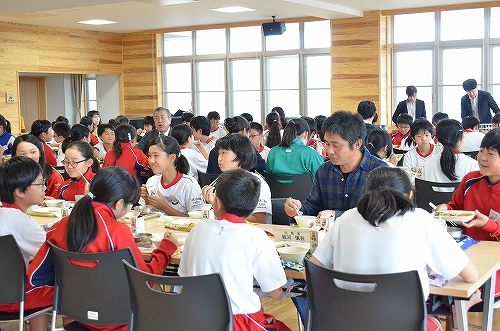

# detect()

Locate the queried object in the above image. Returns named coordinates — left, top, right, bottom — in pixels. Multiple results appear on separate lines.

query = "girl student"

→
left=263, top=112, right=282, bottom=148
left=93, top=123, right=115, bottom=161
left=26, top=167, right=179, bottom=331
left=215, top=133, right=272, bottom=224
left=60, top=141, right=99, bottom=201
left=12, top=134, right=64, bottom=199
left=423, top=119, right=479, bottom=183
left=141, top=135, right=203, bottom=216
left=103, top=124, right=149, bottom=183
left=61, top=124, right=92, bottom=154
left=366, top=128, right=398, bottom=166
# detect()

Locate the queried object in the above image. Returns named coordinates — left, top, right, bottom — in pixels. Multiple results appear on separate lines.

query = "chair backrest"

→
left=197, top=170, right=219, bottom=187
left=0, top=234, right=26, bottom=305
left=463, top=150, right=479, bottom=160
left=271, top=198, right=292, bottom=225
left=123, top=260, right=233, bottom=331
left=414, top=178, right=460, bottom=212
left=261, top=171, right=313, bottom=201
left=304, top=259, right=426, bottom=331
left=48, top=241, right=136, bottom=326
left=393, top=147, right=409, bottom=155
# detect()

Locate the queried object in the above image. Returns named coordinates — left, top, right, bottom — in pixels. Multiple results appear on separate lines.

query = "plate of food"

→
left=433, top=210, right=475, bottom=223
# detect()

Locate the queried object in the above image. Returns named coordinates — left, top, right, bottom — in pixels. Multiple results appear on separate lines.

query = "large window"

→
left=84, top=76, right=97, bottom=114
left=161, top=20, right=331, bottom=122
left=392, top=7, right=500, bottom=123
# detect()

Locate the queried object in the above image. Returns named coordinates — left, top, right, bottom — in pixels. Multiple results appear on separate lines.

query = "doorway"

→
left=19, top=76, right=46, bottom=132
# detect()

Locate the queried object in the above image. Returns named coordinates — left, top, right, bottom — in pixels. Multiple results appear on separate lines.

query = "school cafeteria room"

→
left=1, top=0, right=500, bottom=330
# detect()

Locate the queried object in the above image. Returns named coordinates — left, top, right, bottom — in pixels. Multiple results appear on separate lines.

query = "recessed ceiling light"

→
left=78, top=19, right=117, bottom=25
left=210, top=6, right=255, bottom=13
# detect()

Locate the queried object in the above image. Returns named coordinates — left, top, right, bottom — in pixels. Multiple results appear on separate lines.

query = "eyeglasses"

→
left=62, top=159, right=88, bottom=168
left=249, top=134, right=261, bottom=139
left=32, top=178, right=47, bottom=187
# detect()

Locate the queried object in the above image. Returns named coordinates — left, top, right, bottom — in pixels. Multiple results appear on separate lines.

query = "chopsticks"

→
left=78, top=170, right=90, bottom=184
left=429, top=202, right=457, bottom=226
left=289, top=197, right=303, bottom=218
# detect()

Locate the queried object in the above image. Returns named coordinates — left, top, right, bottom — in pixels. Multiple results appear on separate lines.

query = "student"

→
left=249, top=122, right=270, bottom=161
left=240, top=112, right=253, bottom=124
left=0, top=114, right=15, bottom=156
left=392, top=85, right=427, bottom=124
left=103, top=124, right=149, bottom=183
left=437, top=128, right=500, bottom=299
left=52, top=121, right=71, bottom=165
left=266, top=118, right=324, bottom=179
left=12, top=135, right=64, bottom=199
left=26, top=167, right=179, bottom=331
left=171, top=124, right=208, bottom=181
left=402, top=118, right=439, bottom=170
left=302, top=116, right=326, bottom=161
left=60, top=141, right=97, bottom=201
left=432, top=112, right=450, bottom=144
left=423, top=119, right=479, bottom=183
left=311, top=167, right=478, bottom=331
left=0, top=156, right=48, bottom=331
left=357, top=100, right=377, bottom=139
left=366, top=129, right=398, bottom=166
left=61, top=124, right=91, bottom=154
left=30, top=119, right=57, bottom=166
left=214, top=134, right=273, bottom=224
left=263, top=112, right=282, bottom=148
left=460, top=116, right=484, bottom=153
left=179, top=169, right=291, bottom=331
left=142, top=115, right=155, bottom=133
left=93, top=123, right=115, bottom=161
left=190, top=115, right=214, bottom=158
left=180, top=112, right=194, bottom=125
left=115, top=115, right=130, bottom=126
left=141, top=135, right=203, bottom=216
left=207, top=111, right=226, bottom=140
left=390, top=113, right=412, bottom=147
left=80, top=116, right=99, bottom=145
left=272, top=106, right=287, bottom=129
left=492, top=113, right=500, bottom=129
left=87, top=110, right=101, bottom=137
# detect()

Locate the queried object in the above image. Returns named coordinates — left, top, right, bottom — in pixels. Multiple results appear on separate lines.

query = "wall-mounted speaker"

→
left=262, top=21, right=286, bottom=36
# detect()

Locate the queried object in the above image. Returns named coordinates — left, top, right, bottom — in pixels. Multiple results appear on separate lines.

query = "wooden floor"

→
left=261, top=297, right=500, bottom=331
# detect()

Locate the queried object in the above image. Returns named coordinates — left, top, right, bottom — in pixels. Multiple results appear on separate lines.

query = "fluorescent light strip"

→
left=78, top=19, right=117, bottom=25
left=210, top=6, right=255, bottom=13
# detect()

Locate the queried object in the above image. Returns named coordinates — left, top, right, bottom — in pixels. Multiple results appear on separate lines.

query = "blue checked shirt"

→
left=301, top=147, right=388, bottom=217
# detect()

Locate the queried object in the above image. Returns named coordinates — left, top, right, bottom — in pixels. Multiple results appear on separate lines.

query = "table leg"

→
left=453, top=298, right=468, bottom=331
left=481, top=273, right=496, bottom=331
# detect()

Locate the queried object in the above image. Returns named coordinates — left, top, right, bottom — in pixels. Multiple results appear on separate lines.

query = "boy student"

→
left=171, top=124, right=208, bottom=181
left=190, top=115, right=215, bottom=157
left=432, top=112, right=449, bottom=144
left=52, top=121, right=71, bottom=166
left=207, top=111, right=226, bottom=140
left=248, top=122, right=270, bottom=161
left=402, top=118, right=440, bottom=170
left=30, top=119, right=57, bottom=166
left=390, top=113, right=412, bottom=146
left=492, top=113, right=500, bottom=129
left=179, top=169, right=291, bottom=331
left=460, top=116, right=484, bottom=153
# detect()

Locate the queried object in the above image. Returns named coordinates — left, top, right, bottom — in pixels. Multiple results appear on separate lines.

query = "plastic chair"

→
left=304, top=259, right=426, bottom=331
left=0, top=235, right=51, bottom=331
left=463, top=150, right=479, bottom=160
left=271, top=198, right=293, bottom=225
left=48, top=241, right=136, bottom=331
left=197, top=170, right=219, bottom=187
left=393, top=147, right=409, bottom=155
left=414, top=178, right=460, bottom=213
left=123, top=260, right=233, bottom=331
left=261, top=171, right=313, bottom=201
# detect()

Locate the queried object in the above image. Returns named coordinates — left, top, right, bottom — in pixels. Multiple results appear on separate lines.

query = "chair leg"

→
left=297, top=311, right=303, bottom=331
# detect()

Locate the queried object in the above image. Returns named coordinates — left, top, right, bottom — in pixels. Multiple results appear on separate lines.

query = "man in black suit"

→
left=357, top=100, right=377, bottom=140
left=135, top=107, right=172, bottom=154
left=392, top=85, right=427, bottom=124
left=461, top=79, right=500, bottom=124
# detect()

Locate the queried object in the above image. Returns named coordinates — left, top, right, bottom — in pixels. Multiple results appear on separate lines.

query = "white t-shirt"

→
left=180, top=147, right=208, bottom=181
left=258, top=145, right=271, bottom=162
left=93, top=143, right=108, bottom=160
left=460, top=131, right=484, bottom=153
left=0, top=207, right=47, bottom=267
left=253, top=173, right=272, bottom=224
left=145, top=174, right=203, bottom=214
left=178, top=218, right=287, bottom=314
left=210, top=126, right=227, bottom=140
left=403, top=144, right=440, bottom=170
left=192, top=139, right=216, bottom=156
left=423, top=153, right=479, bottom=183
left=313, top=207, right=469, bottom=299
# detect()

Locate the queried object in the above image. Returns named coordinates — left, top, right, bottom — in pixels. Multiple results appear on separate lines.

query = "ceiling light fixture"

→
left=78, top=19, right=117, bottom=25
left=210, top=6, right=255, bottom=13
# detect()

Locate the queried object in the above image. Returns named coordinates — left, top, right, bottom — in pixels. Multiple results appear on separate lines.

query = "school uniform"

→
left=180, top=146, right=208, bottom=180
left=59, top=168, right=95, bottom=201
left=460, top=129, right=484, bottom=153
left=210, top=126, right=226, bottom=140
left=423, top=152, right=479, bottom=183
left=40, top=139, right=57, bottom=166
left=46, top=166, right=64, bottom=199
left=403, top=144, right=440, bottom=169
left=103, top=142, right=149, bottom=182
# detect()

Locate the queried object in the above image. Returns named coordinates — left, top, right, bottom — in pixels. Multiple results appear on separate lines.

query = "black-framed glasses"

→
left=32, top=178, right=47, bottom=187
left=62, top=159, right=88, bottom=168
left=249, top=134, right=261, bottom=139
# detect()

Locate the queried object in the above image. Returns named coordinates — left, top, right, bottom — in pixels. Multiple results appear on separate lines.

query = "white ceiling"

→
left=0, top=0, right=493, bottom=33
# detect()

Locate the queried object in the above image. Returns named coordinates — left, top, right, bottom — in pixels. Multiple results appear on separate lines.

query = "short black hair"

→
left=0, top=156, right=42, bottom=204
left=97, top=123, right=115, bottom=137
left=80, top=116, right=93, bottom=127
left=322, top=111, right=366, bottom=148
left=463, top=79, right=477, bottom=92
left=357, top=100, right=377, bottom=120
left=53, top=122, right=71, bottom=138
left=181, top=112, right=195, bottom=123
left=410, top=118, right=433, bottom=137
left=462, top=116, right=480, bottom=130
left=190, top=116, right=211, bottom=136
left=406, top=85, right=417, bottom=97
left=171, top=124, right=193, bottom=145
left=215, top=169, right=260, bottom=218
left=240, top=113, right=253, bottom=123
left=249, top=122, right=263, bottom=134
left=493, top=113, right=500, bottom=125
left=207, top=111, right=220, bottom=121
left=397, top=113, right=413, bottom=126
left=301, top=116, right=317, bottom=133
left=55, top=116, right=69, bottom=124
left=215, top=134, right=256, bottom=170
left=481, top=128, right=500, bottom=156
left=432, top=112, right=449, bottom=126
left=143, top=116, right=155, bottom=127
left=30, top=119, right=52, bottom=137
left=115, top=115, right=129, bottom=125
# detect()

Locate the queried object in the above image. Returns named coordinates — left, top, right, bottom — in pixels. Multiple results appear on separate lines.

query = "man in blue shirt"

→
left=285, top=110, right=387, bottom=219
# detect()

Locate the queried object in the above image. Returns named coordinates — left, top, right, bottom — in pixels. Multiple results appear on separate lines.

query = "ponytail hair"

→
left=280, top=118, right=309, bottom=147
left=265, top=112, right=281, bottom=148
left=149, top=135, right=189, bottom=174
left=357, top=167, right=414, bottom=226
left=113, top=124, right=137, bottom=165
left=436, top=119, right=463, bottom=181
left=66, top=167, right=140, bottom=252
left=366, top=129, right=392, bottom=159
left=62, top=124, right=90, bottom=153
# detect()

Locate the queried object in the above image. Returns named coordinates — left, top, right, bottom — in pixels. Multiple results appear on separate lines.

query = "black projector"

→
left=262, top=21, right=286, bottom=36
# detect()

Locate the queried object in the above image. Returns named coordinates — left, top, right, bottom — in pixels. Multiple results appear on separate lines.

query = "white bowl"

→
left=188, top=210, right=203, bottom=219
left=277, top=246, right=308, bottom=263
left=294, top=215, right=316, bottom=228
left=44, top=199, right=65, bottom=208
left=433, top=210, right=475, bottom=223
